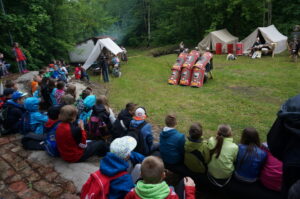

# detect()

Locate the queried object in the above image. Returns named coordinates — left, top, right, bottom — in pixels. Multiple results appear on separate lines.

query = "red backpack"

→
left=80, top=170, right=127, bottom=199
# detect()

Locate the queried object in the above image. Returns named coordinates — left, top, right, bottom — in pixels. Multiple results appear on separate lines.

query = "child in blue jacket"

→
left=160, top=114, right=186, bottom=174
left=100, top=136, right=144, bottom=199
left=24, top=97, right=48, bottom=134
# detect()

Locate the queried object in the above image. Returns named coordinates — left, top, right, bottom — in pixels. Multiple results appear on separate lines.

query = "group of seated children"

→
left=0, top=68, right=286, bottom=198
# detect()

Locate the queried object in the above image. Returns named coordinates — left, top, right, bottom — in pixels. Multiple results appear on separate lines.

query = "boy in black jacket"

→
left=111, top=103, right=137, bottom=140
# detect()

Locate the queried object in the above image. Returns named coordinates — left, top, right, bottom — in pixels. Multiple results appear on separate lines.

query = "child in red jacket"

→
left=56, top=105, right=107, bottom=162
left=125, top=156, right=196, bottom=199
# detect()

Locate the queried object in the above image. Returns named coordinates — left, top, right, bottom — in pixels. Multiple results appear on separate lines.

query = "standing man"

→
left=12, top=42, right=28, bottom=73
left=99, top=54, right=109, bottom=83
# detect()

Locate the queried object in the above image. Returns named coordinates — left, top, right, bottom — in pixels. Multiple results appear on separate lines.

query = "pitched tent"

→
left=198, top=29, right=238, bottom=53
left=241, top=25, right=288, bottom=54
left=83, top=38, right=123, bottom=70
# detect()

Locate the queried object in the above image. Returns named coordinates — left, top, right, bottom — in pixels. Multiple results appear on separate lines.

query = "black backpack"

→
left=127, top=121, right=147, bottom=155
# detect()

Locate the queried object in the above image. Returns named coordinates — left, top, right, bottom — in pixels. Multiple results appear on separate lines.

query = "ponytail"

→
left=210, top=124, right=232, bottom=159
left=211, top=135, right=224, bottom=158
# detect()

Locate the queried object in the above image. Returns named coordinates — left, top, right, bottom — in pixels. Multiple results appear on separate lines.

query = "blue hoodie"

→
left=24, top=97, right=48, bottom=134
left=79, top=95, right=96, bottom=125
left=100, top=152, right=144, bottom=199
left=160, top=127, right=185, bottom=164
left=130, top=119, right=153, bottom=155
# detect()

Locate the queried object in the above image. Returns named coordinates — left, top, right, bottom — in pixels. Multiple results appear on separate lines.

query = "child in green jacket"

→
left=184, top=123, right=210, bottom=173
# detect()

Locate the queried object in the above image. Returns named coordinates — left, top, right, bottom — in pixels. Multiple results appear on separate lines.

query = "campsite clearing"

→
left=102, top=49, right=300, bottom=142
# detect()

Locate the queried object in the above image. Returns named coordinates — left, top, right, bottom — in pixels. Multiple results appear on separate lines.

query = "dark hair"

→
left=165, top=114, right=177, bottom=127
left=41, top=77, right=49, bottom=88
left=210, top=124, right=232, bottom=159
left=48, top=79, right=56, bottom=90
left=240, top=127, right=261, bottom=147
left=126, top=102, right=137, bottom=112
left=81, top=89, right=91, bottom=100
left=189, top=123, right=203, bottom=140
left=56, top=81, right=65, bottom=90
left=48, top=105, right=61, bottom=120
left=5, top=80, right=15, bottom=89
left=238, top=127, right=261, bottom=167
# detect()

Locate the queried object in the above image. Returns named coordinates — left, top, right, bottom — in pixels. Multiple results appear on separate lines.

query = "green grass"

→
left=104, top=49, right=300, bottom=142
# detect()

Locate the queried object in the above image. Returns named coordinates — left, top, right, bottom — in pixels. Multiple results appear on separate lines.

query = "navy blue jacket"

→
left=3, top=100, right=26, bottom=133
left=267, top=94, right=300, bottom=166
left=160, top=127, right=185, bottom=165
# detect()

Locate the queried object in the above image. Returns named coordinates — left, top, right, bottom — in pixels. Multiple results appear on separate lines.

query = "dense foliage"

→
left=0, top=0, right=299, bottom=68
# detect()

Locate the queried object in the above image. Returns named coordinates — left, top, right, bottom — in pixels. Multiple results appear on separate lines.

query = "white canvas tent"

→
left=83, top=38, right=123, bottom=70
left=241, top=25, right=287, bottom=54
left=69, top=39, right=95, bottom=63
left=198, top=29, right=238, bottom=53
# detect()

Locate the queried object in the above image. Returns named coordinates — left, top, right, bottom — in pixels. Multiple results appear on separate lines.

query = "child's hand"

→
left=184, top=177, right=195, bottom=187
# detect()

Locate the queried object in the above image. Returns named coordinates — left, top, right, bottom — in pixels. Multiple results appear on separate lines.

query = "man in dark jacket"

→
left=111, top=103, right=137, bottom=140
left=267, top=94, right=300, bottom=198
left=3, top=91, right=27, bottom=134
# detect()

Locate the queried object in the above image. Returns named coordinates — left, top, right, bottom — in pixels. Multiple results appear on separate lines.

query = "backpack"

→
left=44, top=121, right=61, bottom=157
left=80, top=170, right=127, bottom=199
left=88, top=116, right=109, bottom=140
left=128, top=121, right=147, bottom=155
left=20, top=111, right=37, bottom=135
left=112, top=67, right=121, bottom=77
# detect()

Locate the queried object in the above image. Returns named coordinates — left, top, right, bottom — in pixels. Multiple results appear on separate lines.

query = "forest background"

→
left=0, top=0, right=299, bottom=69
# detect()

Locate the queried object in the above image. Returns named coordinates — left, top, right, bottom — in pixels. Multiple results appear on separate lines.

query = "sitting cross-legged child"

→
left=160, top=114, right=186, bottom=174
left=129, top=107, right=158, bottom=156
left=2, top=91, right=27, bottom=134
left=24, top=97, right=48, bottom=134
left=184, top=122, right=210, bottom=174
left=111, top=102, right=137, bottom=140
left=234, top=127, right=267, bottom=183
left=207, top=124, right=238, bottom=187
left=95, top=136, right=144, bottom=198
left=54, top=81, right=65, bottom=105
left=125, top=156, right=196, bottom=199
left=56, top=105, right=107, bottom=163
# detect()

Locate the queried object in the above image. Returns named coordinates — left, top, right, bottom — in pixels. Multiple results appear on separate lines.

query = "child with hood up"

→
left=24, top=97, right=48, bottom=134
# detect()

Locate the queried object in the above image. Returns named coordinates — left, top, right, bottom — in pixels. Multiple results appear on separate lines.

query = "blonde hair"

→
left=66, top=84, right=76, bottom=98
left=59, top=105, right=78, bottom=122
left=141, top=156, right=165, bottom=184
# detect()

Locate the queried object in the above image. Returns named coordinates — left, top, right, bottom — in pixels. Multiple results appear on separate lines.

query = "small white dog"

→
left=227, top=53, right=237, bottom=60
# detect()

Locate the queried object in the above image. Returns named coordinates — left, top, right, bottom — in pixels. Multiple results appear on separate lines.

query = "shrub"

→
left=149, top=44, right=178, bottom=57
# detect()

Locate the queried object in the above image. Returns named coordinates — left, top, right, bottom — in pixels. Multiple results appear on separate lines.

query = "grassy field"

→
left=102, top=49, right=299, bottom=142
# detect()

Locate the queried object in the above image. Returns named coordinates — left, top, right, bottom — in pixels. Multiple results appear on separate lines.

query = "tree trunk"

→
left=268, top=0, right=272, bottom=25
left=147, top=2, right=150, bottom=47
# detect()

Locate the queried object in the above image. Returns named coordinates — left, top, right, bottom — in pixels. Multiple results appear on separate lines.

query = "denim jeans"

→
left=17, top=60, right=27, bottom=73
left=102, top=66, right=109, bottom=82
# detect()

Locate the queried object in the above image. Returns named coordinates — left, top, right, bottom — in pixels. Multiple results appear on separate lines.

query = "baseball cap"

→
left=12, top=91, right=27, bottom=100
left=110, top=136, right=137, bottom=159
left=133, top=107, right=147, bottom=121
